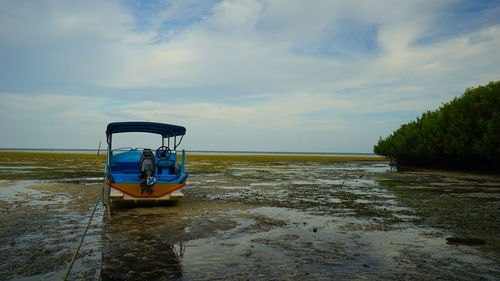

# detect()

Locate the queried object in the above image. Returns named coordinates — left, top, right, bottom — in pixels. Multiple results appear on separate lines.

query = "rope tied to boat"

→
left=62, top=184, right=103, bottom=281
left=62, top=146, right=105, bottom=281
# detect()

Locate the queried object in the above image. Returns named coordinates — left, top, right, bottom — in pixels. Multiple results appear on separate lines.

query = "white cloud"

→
left=0, top=0, right=499, bottom=152
left=123, top=93, right=348, bottom=131
left=2, top=0, right=497, bottom=93
left=0, top=93, right=101, bottom=147
left=71, top=0, right=497, bottom=98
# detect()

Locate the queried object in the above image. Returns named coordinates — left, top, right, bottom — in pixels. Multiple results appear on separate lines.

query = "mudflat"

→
left=1, top=152, right=499, bottom=280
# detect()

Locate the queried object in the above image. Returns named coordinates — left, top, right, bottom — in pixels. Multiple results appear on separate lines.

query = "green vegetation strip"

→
left=0, top=151, right=383, bottom=161
left=0, top=151, right=106, bottom=162
left=0, top=151, right=383, bottom=164
left=186, top=154, right=384, bottom=162
left=0, top=151, right=105, bottom=181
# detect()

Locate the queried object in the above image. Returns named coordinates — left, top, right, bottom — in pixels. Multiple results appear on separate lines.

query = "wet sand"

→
left=1, top=152, right=499, bottom=280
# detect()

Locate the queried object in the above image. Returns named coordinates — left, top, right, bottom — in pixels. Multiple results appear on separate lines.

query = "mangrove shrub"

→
left=374, top=81, right=500, bottom=171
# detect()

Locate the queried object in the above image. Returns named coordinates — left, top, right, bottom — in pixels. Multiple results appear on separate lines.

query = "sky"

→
left=1, top=0, right=499, bottom=153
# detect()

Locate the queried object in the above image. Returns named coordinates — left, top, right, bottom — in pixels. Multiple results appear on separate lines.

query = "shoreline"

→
left=396, top=164, right=500, bottom=177
left=0, top=150, right=385, bottom=162
left=0, top=148, right=377, bottom=157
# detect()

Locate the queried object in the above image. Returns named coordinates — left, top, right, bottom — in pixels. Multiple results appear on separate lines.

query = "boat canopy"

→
left=106, top=122, right=186, bottom=139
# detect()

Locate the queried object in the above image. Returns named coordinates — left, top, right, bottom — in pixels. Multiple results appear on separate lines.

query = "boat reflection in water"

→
left=101, top=206, right=185, bottom=281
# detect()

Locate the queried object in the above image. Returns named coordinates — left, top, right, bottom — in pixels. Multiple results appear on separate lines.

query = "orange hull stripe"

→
left=107, top=181, right=186, bottom=198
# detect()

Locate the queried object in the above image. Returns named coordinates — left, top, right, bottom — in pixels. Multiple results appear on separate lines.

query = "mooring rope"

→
left=62, top=147, right=105, bottom=281
left=62, top=184, right=103, bottom=281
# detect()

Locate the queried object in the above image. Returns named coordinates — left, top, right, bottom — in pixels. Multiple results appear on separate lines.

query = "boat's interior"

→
left=109, top=147, right=180, bottom=182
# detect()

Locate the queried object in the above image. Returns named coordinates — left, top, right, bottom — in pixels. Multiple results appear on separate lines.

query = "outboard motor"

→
left=139, top=149, right=156, bottom=194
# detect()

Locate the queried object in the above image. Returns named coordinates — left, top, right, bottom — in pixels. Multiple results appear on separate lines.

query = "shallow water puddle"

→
left=101, top=205, right=378, bottom=280
left=0, top=180, right=103, bottom=281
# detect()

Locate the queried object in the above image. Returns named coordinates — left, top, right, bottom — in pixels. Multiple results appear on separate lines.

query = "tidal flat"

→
left=0, top=151, right=499, bottom=280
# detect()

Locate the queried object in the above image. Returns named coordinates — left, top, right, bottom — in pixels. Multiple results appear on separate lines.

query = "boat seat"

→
left=111, top=162, right=140, bottom=174
left=157, top=160, right=175, bottom=168
left=157, top=159, right=176, bottom=174
left=157, top=159, right=175, bottom=168
left=110, top=150, right=142, bottom=174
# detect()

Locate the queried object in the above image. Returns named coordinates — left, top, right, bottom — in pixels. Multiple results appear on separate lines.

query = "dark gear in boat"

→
left=139, top=149, right=156, bottom=194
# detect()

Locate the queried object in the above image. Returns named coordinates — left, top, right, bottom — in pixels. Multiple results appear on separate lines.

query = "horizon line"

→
left=0, top=147, right=376, bottom=155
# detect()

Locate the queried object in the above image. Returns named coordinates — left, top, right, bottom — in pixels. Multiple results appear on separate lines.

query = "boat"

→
left=104, top=121, right=188, bottom=205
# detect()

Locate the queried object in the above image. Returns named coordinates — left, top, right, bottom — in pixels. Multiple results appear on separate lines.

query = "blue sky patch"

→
left=292, top=20, right=380, bottom=59
left=123, top=0, right=221, bottom=43
left=414, top=0, right=500, bottom=46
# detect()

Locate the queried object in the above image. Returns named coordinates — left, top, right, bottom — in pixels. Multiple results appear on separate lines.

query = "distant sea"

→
left=0, top=148, right=377, bottom=156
